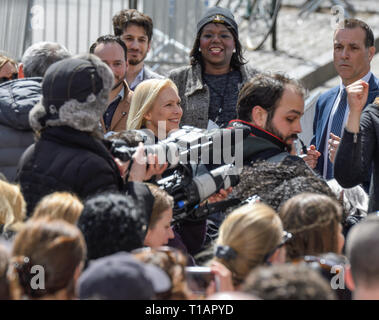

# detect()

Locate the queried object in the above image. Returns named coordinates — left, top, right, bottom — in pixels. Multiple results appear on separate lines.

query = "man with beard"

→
left=90, top=35, right=133, bottom=134
left=228, top=73, right=320, bottom=166
left=112, top=9, right=163, bottom=91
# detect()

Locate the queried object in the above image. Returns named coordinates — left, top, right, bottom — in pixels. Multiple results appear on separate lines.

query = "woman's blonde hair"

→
left=0, top=54, right=17, bottom=70
left=214, top=203, right=283, bottom=286
left=31, top=192, right=83, bottom=225
left=0, top=180, right=26, bottom=232
left=126, top=78, right=179, bottom=130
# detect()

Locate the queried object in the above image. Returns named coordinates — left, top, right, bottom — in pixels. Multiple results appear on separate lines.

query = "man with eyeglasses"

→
left=0, top=42, right=71, bottom=181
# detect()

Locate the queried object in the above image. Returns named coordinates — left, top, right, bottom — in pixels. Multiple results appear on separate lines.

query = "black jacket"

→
left=334, top=104, right=379, bottom=212
left=0, top=78, right=42, bottom=181
left=228, top=119, right=291, bottom=163
left=16, top=126, right=124, bottom=215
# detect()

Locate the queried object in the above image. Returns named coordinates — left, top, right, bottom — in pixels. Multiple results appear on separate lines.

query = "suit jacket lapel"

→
left=109, top=81, right=132, bottom=131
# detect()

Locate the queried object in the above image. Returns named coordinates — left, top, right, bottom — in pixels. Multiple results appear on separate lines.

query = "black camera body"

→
left=108, top=125, right=250, bottom=223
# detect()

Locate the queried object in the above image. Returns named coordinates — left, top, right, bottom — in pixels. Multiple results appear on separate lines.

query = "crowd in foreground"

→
left=0, top=5, right=379, bottom=300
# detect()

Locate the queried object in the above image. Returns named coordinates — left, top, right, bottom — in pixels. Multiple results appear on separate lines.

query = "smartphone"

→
left=185, top=266, right=218, bottom=295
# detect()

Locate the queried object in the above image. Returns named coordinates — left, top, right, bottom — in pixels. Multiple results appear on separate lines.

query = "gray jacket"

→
left=169, top=63, right=258, bottom=128
left=0, top=78, right=41, bottom=181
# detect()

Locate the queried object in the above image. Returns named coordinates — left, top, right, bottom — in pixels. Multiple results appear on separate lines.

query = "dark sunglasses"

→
left=264, top=231, right=293, bottom=263
left=0, top=73, right=18, bottom=84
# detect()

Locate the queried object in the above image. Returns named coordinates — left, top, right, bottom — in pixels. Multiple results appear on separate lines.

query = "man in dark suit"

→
left=311, top=18, right=378, bottom=183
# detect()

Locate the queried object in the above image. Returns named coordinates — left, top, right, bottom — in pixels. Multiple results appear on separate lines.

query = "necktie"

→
left=326, top=89, right=347, bottom=179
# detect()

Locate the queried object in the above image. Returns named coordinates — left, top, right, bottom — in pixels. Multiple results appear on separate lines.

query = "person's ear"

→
left=268, top=247, right=286, bottom=264
left=144, top=111, right=152, bottom=121
left=368, top=46, right=376, bottom=62
left=345, top=265, right=355, bottom=292
left=147, top=40, right=151, bottom=53
left=18, top=63, right=24, bottom=79
left=251, top=106, right=268, bottom=128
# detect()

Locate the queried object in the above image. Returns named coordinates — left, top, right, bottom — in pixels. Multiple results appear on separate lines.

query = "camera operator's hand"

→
left=144, top=154, right=169, bottom=181
left=206, top=261, right=234, bottom=297
left=125, top=142, right=169, bottom=182
left=206, top=187, right=233, bottom=204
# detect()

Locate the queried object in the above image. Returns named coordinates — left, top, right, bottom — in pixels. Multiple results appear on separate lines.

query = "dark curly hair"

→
left=78, top=192, right=147, bottom=261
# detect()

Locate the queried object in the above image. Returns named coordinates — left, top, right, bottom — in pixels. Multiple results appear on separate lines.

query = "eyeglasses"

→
left=0, top=73, right=17, bottom=84
left=263, top=231, right=293, bottom=263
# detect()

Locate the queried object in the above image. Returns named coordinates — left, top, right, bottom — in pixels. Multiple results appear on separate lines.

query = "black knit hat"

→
left=197, top=6, right=238, bottom=36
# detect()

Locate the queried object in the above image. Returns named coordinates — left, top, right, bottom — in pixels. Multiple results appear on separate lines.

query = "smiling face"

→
left=121, top=24, right=151, bottom=66
left=264, top=85, right=304, bottom=148
left=144, top=86, right=182, bottom=137
left=199, top=23, right=235, bottom=74
left=333, top=27, right=375, bottom=86
left=93, top=42, right=127, bottom=88
left=144, top=208, right=175, bottom=248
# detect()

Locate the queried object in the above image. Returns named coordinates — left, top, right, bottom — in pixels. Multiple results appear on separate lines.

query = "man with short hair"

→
left=345, top=215, right=379, bottom=299
left=311, top=18, right=378, bottom=183
left=0, top=42, right=70, bottom=181
left=229, top=73, right=315, bottom=164
left=112, top=9, right=163, bottom=91
left=90, top=35, right=133, bottom=134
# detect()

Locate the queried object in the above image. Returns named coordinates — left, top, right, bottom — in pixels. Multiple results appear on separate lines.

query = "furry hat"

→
left=29, top=54, right=114, bottom=133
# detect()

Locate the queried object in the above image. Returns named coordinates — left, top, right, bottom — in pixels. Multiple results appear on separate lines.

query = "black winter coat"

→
left=0, top=78, right=42, bottom=181
left=16, top=126, right=124, bottom=215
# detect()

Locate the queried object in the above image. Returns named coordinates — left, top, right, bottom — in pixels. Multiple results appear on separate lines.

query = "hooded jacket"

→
left=0, top=78, right=42, bottom=181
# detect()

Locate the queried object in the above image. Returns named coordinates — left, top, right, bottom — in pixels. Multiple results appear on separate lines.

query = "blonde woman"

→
left=31, top=192, right=83, bottom=225
left=213, top=202, right=287, bottom=287
left=126, top=78, right=182, bottom=139
left=0, top=180, right=26, bottom=237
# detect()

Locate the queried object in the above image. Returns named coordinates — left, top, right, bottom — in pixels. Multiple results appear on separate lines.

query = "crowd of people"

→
left=0, top=5, right=378, bottom=300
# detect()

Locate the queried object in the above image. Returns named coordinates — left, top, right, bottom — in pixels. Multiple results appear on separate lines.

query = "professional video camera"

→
left=109, top=125, right=250, bottom=169
left=157, top=163, right=242, bottom=224
left=108, top=125, right=251, bottom=223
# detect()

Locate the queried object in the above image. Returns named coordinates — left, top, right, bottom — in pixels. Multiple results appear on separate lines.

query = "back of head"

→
left=279, top=193, right=342, bottom=260
left=133, top=246, right=190, bottom=300
left=31, top=192, right=83, bottom=225
left=10, top=218, right=86, bottom=299
left=29, top=53, right=114, bottom=133
left=112, top=9, right=153, bottom=42
left=215, top=202, right=283, bottom=286
left=0, top=180, right=26, bottom=233
left=346, top=215, right=379, bottom=288
left=126, top=78, right=178, bottom=130
left=78, top=193, right=147, bottom=260
left=78, top=251, right=171, bottom=300
left=242, top=263, right=336, bottom=300
left=21, top=42, right=71, bottom=78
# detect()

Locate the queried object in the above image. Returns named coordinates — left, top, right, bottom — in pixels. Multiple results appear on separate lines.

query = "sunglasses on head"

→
left=264, top=230, right=293, bottom=263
